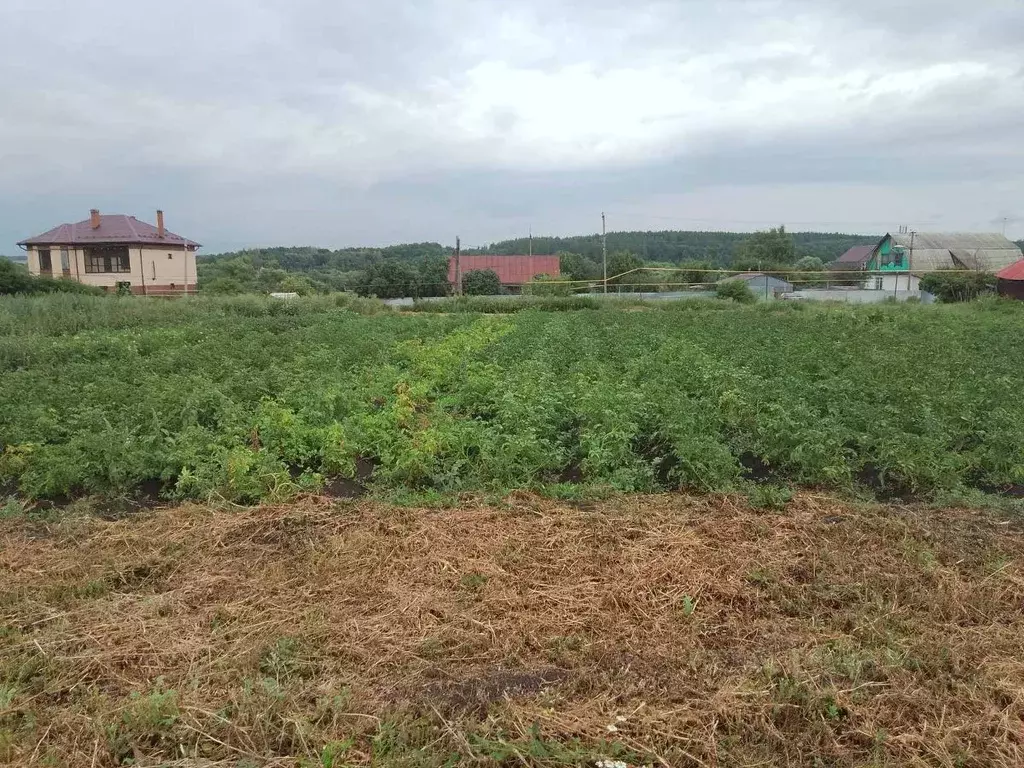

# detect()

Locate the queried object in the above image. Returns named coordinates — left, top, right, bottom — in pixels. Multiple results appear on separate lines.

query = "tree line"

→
left=193, top=228, right=880, bottom=297
left=470, top=229, right=877, bottom=265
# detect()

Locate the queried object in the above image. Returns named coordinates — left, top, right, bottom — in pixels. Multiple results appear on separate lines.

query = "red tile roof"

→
left=996, top=259, right=1024, bottom=281
left=19, top=214, right=200, bottom=248
left=448, top=254, right=560, bottom=285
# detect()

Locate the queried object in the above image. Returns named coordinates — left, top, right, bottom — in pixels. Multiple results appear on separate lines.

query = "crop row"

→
left=1, top=295, right=1023, bottom=502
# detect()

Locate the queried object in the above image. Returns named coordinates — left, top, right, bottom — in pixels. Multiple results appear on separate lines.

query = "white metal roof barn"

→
left=887, top=232, right=1022, bottom=273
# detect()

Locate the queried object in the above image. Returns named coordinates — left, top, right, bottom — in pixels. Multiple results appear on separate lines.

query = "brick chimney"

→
left=156, top=210, right=165, bottom=238
left=90, top=209, right=100, bottom=229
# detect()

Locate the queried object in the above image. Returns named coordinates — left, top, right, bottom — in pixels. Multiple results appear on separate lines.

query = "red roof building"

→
left=997, top=258, right=1024, bottom=300
left=19, top=212, right=200, bottom=249
left=996, top=259, right=1024, bottom=281
left=18, top=209, right=200, bottom=296
left=448, top=254, right=560, bottom=288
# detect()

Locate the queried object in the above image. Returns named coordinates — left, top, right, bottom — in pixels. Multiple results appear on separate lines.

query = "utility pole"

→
left=908, top=230, right=916, bottom=294
left=529, top=225, right=532, bottom=258
left=455, top=236, right=462, bottom=296
left=1003, top=217, right=1008, bottom=236
left=602, top=211, right=607, bottom=294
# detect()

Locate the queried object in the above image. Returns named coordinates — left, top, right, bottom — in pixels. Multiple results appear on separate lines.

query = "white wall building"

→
left=19, top=209, right=201, bottom=295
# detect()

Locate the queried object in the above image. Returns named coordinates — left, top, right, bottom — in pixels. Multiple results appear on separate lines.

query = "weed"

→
left=745, top=569, right=774, bottom=587
left=319, top=737, right=355, bottom=767
left=107, top=680, right=180, bottom=762
left=259, top=636, right=304, bottom=680
left=680, top=594, right=697, bottom=617
left=0, top=497, right=24, bottom=519
left=747, top=484, right=794, bottom=510
left=416, top=637, right=444, bottom=660
left=470, top=723, right=645, bottom=765
left=459, top=571, right=488, bottom=593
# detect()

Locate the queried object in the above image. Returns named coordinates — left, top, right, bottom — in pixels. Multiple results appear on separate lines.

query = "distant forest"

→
left=469, top=230, right=877, bottom=265
left=195, top=229, right=879, bottom=295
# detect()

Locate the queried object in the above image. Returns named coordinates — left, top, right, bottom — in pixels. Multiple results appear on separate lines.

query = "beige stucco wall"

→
left=25, top=244, right=197, bottom=293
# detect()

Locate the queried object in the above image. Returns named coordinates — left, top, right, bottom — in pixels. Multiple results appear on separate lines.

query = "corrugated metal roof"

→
left=716, top=272, right=766, bottom=283
left=886, top=232, right=1021, bottom=274
left=19, top=214, right=200, bottom=248
left=717, top=272, right=794, bottom=291
left=449, top=255, right=560, bottom=285
left=996, top=259, right=1024, bottom=281
left=890, top=232, right=1019, bottom=251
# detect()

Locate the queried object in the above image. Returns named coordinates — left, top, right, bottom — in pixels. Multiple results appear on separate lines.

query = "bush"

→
left=462, top=269, right=502, bottom=296
left=715, top=279, right=757, bottom=304
left=919, top=271, right=996, bottom=302
left=408, top=295, right=599, bottom=313
left=0, top=258, right=103, bottom=296
left=523, top=273, right=573, bottom=297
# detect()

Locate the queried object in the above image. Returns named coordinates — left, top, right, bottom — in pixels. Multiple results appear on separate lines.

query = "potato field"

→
left=2, top=294, right=1024, bottom=504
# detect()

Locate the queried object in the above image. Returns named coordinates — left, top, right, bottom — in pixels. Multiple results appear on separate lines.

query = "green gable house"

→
left=864, top=232, right=1022, bottom=292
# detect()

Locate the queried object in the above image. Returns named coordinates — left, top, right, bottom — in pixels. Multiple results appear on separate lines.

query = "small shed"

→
left=996, top=259, right=1024, bottom=300
left=719, top=272, right=793, bottom=299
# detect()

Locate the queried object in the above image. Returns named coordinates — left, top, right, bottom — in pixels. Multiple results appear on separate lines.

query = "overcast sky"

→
left=2, top=0, right=1022, bottom=254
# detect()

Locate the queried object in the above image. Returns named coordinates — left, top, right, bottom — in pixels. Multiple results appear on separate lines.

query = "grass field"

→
left=2, top=493, right=1023, bottom=766
left=2, top=294, right=1024, bottom=505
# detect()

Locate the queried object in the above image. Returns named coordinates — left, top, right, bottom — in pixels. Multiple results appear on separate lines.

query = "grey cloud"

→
left=2, top=0, right=1023, bottom=254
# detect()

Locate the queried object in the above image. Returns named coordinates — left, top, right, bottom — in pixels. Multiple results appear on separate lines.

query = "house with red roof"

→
left=18, top=209, right=201, bottom=295
left=996, top=258, right=1024, bottom=300
left=448, top=254, right=560, bottom=293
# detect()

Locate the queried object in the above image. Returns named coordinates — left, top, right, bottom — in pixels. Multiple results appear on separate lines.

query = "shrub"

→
left=408, top=295, right=599, bottom=313
left=715, top=279, right=757, bottom=304
left=0, top=258, right=103, bottom=296
left=919, top=271, right=996, bottom=302
left=462, top=269, right=502, bottom=296
left=523, top=273, right=573, bottom=297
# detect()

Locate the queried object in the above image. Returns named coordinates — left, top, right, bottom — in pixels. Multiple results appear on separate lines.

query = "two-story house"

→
left=18, top=209, right=201, bottom=295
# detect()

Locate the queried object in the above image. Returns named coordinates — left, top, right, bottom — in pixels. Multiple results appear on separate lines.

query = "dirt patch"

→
left=423, top=666, right=569, bottom=715
left=737, top=451, right=776, bottom=483
left=93, top=479, right=169, bottom=520
left=555, top=462, right=584, bottom=484
left=322, top=476, right=367, bottom=498
left=2, top=493, right=1024, bottom=767
left=322, top=456, right=377, bottom=498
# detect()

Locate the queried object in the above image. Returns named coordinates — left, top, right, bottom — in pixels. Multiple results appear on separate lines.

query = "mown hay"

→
left=2, top=493, right=1024, bottom=766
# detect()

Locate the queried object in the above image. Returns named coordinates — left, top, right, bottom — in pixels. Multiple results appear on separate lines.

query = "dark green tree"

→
left=919, top=271, right=996, bottom=302
left=675, top=260, right=715, bottom=286
left=734, top=226, right=797, bottom=269
left=462, top=269, right=502, bottom=296
left=558, top=251, right=599, bottom=282
left=417, top=256, right=451, bottom=297
left=201, top=277, right=246, bottom=295
left=606, top=250, right=645, bottom=291
left=355, top=261, right=418, bottom=299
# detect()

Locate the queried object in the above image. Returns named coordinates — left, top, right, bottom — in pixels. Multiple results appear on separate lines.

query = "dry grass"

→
left=2, top=493, right=1024, bottom=766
